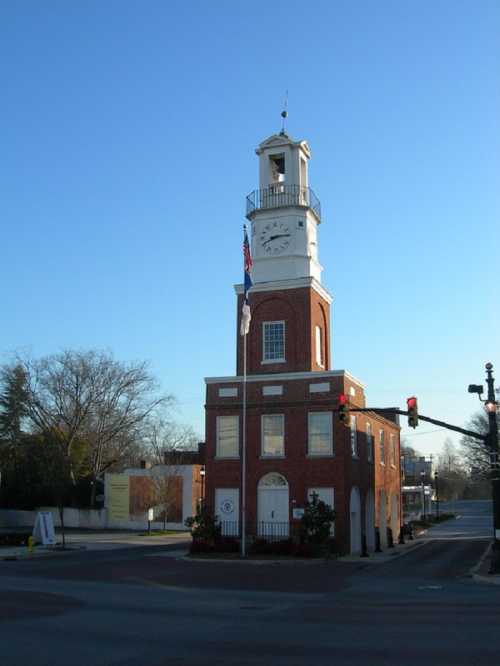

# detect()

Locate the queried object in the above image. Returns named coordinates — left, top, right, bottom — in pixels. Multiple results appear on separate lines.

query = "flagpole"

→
left=241, top=328, right=247, bottom=558
left=240, top=224, right=252, bottom=559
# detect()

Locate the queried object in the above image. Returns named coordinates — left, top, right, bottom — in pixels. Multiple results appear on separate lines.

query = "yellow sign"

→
left=108, top=474, right=130, bottom=521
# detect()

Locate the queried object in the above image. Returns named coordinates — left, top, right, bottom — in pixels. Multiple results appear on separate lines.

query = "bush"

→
left=185, top=506, right=221, bottom=543
left=249, top=538, right=293, bottom=556
left=190, top=536, right=240, bottom=555
left=0, top=532, right=31, bottom=547
left=300, top=494, right=335, bottom=545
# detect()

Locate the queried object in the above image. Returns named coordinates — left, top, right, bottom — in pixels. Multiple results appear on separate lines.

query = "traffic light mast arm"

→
left=348, top=407, right=487, bottom=442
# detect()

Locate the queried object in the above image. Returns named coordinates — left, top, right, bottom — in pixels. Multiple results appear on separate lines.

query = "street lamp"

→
left=199, top=466, right=206, bottom=508
left=434, top=471, right=439, bottom=520
left=399, top=454, right=405, bottom=544
left=469, top=363, right=499, bottom=574
left=420, top=470, right=426, bottom=520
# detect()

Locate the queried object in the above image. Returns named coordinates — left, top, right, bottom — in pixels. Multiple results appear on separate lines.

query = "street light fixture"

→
left=468, top=362, right=499, bottom=574
left=420, top=470, right=426, bottom=520
left=434, top=471, right=439, bottom=520
left=199, top=466, right=206, bottom=508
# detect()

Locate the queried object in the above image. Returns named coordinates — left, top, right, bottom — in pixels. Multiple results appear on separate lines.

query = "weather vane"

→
left=280, top=90, right=288, bottom=135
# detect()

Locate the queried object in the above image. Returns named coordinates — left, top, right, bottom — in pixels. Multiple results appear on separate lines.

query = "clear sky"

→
left=1, top=1, right=499, bottom=459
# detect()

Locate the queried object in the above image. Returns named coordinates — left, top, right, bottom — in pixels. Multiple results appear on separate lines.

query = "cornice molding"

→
left=205, top=369, right=365, bottom=388
left=234, top=277, right=333, bottom=304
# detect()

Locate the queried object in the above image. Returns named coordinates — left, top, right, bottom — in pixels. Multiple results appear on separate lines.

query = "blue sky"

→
left=1, top=1, right=499, bottom=458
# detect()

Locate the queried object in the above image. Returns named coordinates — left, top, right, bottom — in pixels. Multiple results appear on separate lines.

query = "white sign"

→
left=32, top=511, right=56, bottom=546
left=293, top=508, right=305, bottom=520
left=148, top=508, right=154, bottom=521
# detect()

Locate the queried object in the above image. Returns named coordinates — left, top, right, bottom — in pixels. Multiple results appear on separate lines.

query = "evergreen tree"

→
left=0, top=364, right=29, bottom=443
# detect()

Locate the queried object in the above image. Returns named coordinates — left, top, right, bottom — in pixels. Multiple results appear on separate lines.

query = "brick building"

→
left=204, top=130, right=401, bottom=554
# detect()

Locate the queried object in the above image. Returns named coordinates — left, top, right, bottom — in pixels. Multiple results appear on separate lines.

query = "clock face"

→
left=259, top=221, right=291, bottom=255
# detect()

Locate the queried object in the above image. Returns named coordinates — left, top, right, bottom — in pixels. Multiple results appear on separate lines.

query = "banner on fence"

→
left=32, top=511, right=56, bottom=545
left=107, top=474, right=130, bottom=521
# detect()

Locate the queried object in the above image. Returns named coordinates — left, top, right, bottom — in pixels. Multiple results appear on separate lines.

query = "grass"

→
left=137, top=530, right=185, bottom=537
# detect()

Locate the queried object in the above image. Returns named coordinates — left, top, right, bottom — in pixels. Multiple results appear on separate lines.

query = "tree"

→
left=400, top=436, right=420, bottom=461
left=37, top=429, right=88, bottom=546
left=0, top=364, right=29, bottom=444
left=12, top=350, right=173, bottom=506
left=145, top=418, right=198, bottom=528
left=460, top=411, right=490, bottom=479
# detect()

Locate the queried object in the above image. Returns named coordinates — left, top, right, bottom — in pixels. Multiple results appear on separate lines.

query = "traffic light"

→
left=338, top=393, right=349, bottom=423
left=407, top=396, right=419, bottom=428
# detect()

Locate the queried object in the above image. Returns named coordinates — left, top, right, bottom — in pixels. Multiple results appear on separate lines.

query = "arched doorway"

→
left=257, top=473, right=289, bottom=538
left=365, top=489, right=375, bottom=552
left=379, top=490, right=387, bottom=549
left=350, top=486, right=362, bottom=554
left=391, top=494, right=399, bottom=542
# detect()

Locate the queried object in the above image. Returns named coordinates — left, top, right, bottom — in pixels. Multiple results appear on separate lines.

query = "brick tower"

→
left=204, top=130, right=401, bottom=555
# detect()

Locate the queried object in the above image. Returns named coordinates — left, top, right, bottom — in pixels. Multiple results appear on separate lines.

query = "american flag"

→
left=243, top=228, right=253, bottom=273
left=241, top=226, right=252, bottom=336
left=243, top=226, right=253, bottom=299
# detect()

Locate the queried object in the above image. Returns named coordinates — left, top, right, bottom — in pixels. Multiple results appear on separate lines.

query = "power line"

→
left=404, top=428, right=450, bottom=437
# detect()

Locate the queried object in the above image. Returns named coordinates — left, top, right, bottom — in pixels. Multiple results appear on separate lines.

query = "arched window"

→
left=258, top=472, right=288, bottom=487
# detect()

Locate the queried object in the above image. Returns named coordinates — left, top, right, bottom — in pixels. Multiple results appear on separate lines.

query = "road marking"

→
left=417, top=585, right=443, bottom=590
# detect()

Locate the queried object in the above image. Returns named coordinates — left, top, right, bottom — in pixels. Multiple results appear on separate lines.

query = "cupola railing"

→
left=246, top=184, right=321, bottom=221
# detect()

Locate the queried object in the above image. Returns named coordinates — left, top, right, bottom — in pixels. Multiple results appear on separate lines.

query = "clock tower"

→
left=247, top=132, right=322, bottom=283
left=236, top=131, right=332, bottom=376
left=204, top=128, right=402, bottom=557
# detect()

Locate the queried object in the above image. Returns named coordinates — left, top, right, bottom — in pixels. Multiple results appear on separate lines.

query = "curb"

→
left=1, top=544, right=86, bottom=561
left=470, top=542, right=500, bottom=585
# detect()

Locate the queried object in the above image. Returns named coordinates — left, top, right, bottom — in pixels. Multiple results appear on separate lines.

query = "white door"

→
left=391, top=494, right=399, bottom=542
left=257, top=473, right=289, bottom=538
left=379, top=490, right=387, bottom=549
left=215, top=488, right=239, bottom=536
left=365, top=489, right=375, bottom=552
left=350, top=486, right=362, bottom=554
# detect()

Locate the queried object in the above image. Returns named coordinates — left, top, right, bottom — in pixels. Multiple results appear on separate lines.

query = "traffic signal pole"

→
left=484, top=364, right=500, bottom=573
left=349, top=407, right=487, bottom=442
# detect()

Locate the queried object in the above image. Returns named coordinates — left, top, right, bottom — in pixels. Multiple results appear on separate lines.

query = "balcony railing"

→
left=246, top=184, right=321, bottom=221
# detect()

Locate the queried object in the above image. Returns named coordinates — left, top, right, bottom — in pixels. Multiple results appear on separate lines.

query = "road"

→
left=0, top=501, right=499, bottom=666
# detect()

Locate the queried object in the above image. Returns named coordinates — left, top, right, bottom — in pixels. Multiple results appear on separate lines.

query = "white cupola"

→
left=246, top=132, right=323, bottom=285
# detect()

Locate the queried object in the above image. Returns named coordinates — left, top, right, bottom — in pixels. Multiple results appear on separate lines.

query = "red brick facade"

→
left=236, top=286, right=331, bottom=375
left=205, top=282, right=401, bottom=555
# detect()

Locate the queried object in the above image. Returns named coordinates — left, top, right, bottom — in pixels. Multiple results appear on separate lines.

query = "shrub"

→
left=249, top=538, right=293, bottom=556
left=0, top=532, right=31, bottom=547
left=300, top=494, right=335, bottom=545
left=185, top=505, right=221, bottom=543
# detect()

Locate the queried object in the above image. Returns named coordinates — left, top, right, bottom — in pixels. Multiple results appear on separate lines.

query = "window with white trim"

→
left=390, top=433, right=396, bottom=466
left=216, top=416, right=239, bottom=458
left=308, top=412, right=333, bottom=456
left=379, top=429, right=385, bottom=465
left=315, top=325, right=323, bottom=367
left=350, top=415, right=358, bottom=458
left=262, top=321, right=285, bottom=362
left=261, top=414, right=284, bottom=457
left=366, top=422, right=373, bottom=462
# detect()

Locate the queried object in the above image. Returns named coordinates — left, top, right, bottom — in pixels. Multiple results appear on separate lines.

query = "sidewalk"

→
left=338, top=535, right=425, bottom=564
left=0, top=530, right=191, bottom=560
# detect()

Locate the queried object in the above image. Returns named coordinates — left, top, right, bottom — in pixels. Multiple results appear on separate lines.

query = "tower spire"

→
left=280, top=90, right=288, bottom=136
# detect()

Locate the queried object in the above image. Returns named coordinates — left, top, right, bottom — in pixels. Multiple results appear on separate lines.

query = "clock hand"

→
left=262, top=234, right=290, bottom=245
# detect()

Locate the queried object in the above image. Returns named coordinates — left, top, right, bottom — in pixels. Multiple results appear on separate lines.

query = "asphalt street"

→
left=0, top=500, right=498, bottom=666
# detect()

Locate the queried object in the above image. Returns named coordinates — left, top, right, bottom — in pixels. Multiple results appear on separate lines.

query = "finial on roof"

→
left=280, top=90, right=288, bottom=136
